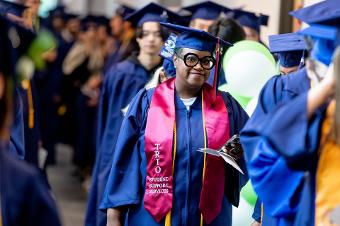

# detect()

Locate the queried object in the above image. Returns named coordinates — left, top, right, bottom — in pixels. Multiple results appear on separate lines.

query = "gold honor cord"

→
left=0, top=203, right=2, bottom=226
left=22, top=80, right=35, bottom=129
left=165, top=91, right=207, bottom=226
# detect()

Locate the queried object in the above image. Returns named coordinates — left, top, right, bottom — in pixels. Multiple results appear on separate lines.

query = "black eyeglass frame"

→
left=176, top=52, right=216, bottom=70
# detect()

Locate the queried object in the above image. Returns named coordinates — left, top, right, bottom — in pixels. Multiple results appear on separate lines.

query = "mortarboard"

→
left=269, top=33, right=307, bottom=67
left=0, top=0, right=27, bottom=17
left=160, top=22, right=232, bottom=99
left=290, top=0, right=340, bottom=65
left=115, top=4, right=135, bottom=18
left=125, top=2, right=184, bottom=27
left=48, top=5, right=66, bottom=18
left=182, top=1, right=231, bottom=21
left=233, top=9, right=269, bottom=33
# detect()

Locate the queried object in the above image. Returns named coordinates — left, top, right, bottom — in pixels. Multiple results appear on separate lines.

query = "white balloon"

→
left=245, top=96, right=259, bottom=116
left=232, top=197, right=255, bottom=226
left=224, top=50, right=277, bottom=98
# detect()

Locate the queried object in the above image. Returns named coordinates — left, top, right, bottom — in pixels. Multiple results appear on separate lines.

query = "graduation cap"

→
left=290, top=0, right=340, bottom=65
left=48, top=5, right=66, bottom=18
left=182, top=1, right=231, bottom=20
left=160, top=22, right=232, bottom=100
left=0, top=0, right=27, bottom=17
left=115, top=4, right=135, bottom=18
left=159, top=33, right=177, bottom=76
left=233, top=9, right=269, bottom=33
left=289, top=0, right=340, bottom=27
left=269, top=33, right=307, bottom=68
left=125, top=2, right=184, bottom=27
left=81, top=15, right=109, bottom=31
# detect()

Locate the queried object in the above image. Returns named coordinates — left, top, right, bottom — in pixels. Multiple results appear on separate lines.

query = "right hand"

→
left=107, top=208, right=122, bottom=226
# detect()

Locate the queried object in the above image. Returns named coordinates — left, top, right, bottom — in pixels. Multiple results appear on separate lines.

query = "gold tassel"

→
left=21, top=79, right=34, bottom=129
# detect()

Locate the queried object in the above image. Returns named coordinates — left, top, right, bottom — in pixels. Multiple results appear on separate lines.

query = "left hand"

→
left=221, top=134, right=244, bottom=160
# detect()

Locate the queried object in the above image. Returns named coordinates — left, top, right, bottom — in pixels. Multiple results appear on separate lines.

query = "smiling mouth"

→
left=190, top=72, right=205, bottom=76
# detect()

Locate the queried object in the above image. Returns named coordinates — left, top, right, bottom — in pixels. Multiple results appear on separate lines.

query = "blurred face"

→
left=243, top=26, right=260, bottom=42
left=280, top=65, right=299, bottom=75
left=190, top=18, right=214, bottom=32
left=25, top=0, right=41, bottom=17
left=136, top=22, right=164, bottom=55
left=52, top=17, right=65, bottom=31
left=67, top=18, right=81, bottom=35
left=110, top=15, right=124, bottom=37
left=174, top=48, right=213, bottom=89
left=97, top=25, right=109, bottom=42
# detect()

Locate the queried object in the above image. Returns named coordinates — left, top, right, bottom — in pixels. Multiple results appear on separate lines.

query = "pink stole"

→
left=144, top=77, right=230, bottom=224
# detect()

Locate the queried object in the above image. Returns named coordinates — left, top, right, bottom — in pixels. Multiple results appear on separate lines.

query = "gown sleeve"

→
left=221, top=92, right=249, bottom=207
left=240, top=75, right=324, bottom=217
left=99, top=88, right=150, bottom=210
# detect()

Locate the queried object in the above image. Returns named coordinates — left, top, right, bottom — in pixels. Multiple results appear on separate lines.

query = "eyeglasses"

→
left=176, top=52, right=215, bottom=70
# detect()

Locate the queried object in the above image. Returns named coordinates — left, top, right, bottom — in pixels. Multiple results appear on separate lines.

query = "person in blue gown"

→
left=240, top=1, right=340, bottom=225
left=84, top=4, right=185, bottom=226
left=0, top=0, right=27, bottom=160
left=250, top=32, right=309, bottom=226
left=100, top=22, right=249, bottom=226
left=0, top=14, right=61, bottom=226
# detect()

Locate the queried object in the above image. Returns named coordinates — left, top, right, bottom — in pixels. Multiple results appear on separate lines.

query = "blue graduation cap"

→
left=290, top=0, right=340, bottom=65
left=48, top=5, right=65, bottom=18
left=0, top=0, right=27, bottom=17
left=269, top=33, right=307, bottom=67
left=183, top=1, right=231, bottom=20
left=160, top=22, right=232, bottom=52
left=125, top=2, right=184, bottom=27
left=115, top=4, right=135, bottom=18
left=289, top=0, right=340, bottom=27
left=233, top=9, right=269, bottom=33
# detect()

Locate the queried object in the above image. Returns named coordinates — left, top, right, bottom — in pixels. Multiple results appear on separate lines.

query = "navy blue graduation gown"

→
left=0, top=147, right=61, bottom=226
left=20, top=79, right=41, bottom=166
left=9, top=89, right=25, bottom=159
left=99, top=87, right=249, bottom=226
left=85, top=55, right=161, bottom=226
left=240, top=68, right=325, bottom=226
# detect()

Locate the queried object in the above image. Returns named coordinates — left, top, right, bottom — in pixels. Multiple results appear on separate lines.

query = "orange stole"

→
left=316, top=101, right=340, bottom=226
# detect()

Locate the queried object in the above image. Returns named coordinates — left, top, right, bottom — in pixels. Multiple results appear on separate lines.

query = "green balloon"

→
left=241, top=181, right=257, bottom=206
left=219, top=84, right=252, bottom=109
left=27, top=30, right=56, bottom=70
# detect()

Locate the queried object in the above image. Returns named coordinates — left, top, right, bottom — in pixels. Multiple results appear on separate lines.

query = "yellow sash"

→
left=316, top=101, right=340, bottom=226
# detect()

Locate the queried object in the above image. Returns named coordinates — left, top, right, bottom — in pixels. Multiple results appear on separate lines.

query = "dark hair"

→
left=208, top=18, right=246, bottom=54
left=136, top=23, right=169, bottom=40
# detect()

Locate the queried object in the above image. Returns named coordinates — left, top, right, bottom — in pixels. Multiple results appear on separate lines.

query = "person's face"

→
left=67, top=18, right=81, bottom=35
left=52, top=17, right=65, bottom=31
left=25, top=0, right=41, bottom=17
left=280, top=65, right=299, bottom=75
left=243, top=26, right=260, bottom=42
left=97, top=25, right=109, bottom=42
left=110, top=15, right=124, bottom=37
left=174, top=48, right=213, bottom=89
left=136, top=22, right=164, bottom=55
left=190, top=18, right=214, bottom=32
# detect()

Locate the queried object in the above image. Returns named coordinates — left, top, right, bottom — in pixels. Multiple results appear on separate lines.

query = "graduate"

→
left=183, top=1, right=231, bottom=32
left=268, top=32, right=307, bottom=75
left=0, top=15, right=61, bottom=226
left=100, top=22, right=249, bottom=226
left=102, top=4, right=137, bottom=74
left=240, top=0, right=339, bottom=225
left=84, top=3, right=183, bottom=226
left=233, top=9, right=269, bottom=43
left=0, top=0, right=27, bottom=160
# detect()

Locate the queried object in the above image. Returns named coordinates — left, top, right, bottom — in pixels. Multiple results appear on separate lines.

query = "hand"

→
left=107, top=208, right=122, bottom=226
left=250, top=221, right=261, bottom=226
left=221, top=135, right=244, bottom=160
